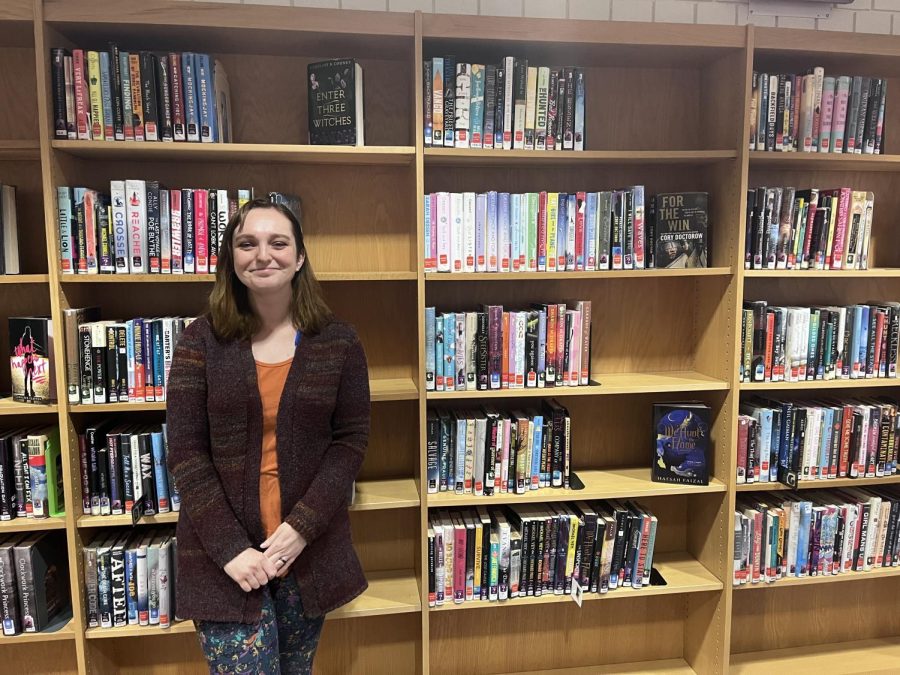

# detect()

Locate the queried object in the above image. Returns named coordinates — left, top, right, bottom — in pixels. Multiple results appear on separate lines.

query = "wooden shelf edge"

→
left=0, top=274, right=49, bottom=283
left=731, top=637, right=900, bottom=674
left=736, top=474, right=900, bottom=492
left=426, top=268, right=732, bottom=281
left=734, top=564, right=900, bottom=591
left=0, top=140, right=40, bottom=160
left=59, top=271, right=417, bottom=283
left=749, top=150, right=900, bottom=172
left=0, top=398, right=58, bottom=415
left=50, top=140, right=415, bottom=165
left=77, top=512, right=180, bottom=528
left=744, top=268, right=900, bottom=279
left=428, top=372, right=728, bottom=400
left=0, top=516, right=67, bottom=532
left=426, top=468, right=726, bottom=508
left=424, top=148, right=737, bottom=166
left=496, top=658, right=696, bottom=675
left=84, top=569, right=419, bottom=637
left=428, top=552, right=722, bottom=612
left=740, top=378, right=900, bottom=391
left=0, top=618, right=76, bottom=643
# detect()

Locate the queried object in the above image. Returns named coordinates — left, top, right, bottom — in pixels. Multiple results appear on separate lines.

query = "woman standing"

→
left=166, top=198, right=370, bottom=673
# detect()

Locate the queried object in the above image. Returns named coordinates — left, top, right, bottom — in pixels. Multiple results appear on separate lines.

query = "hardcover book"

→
left=650, top=192, right=709, bottom=269
left=9, top=317, right=56, bottom=404
left=307, top=59, right=364, bottom=146
left=652, top=402, right=710, bottom=486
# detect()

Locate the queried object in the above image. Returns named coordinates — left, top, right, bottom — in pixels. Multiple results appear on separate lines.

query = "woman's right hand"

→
left=223, top=548, right=279, bottom=592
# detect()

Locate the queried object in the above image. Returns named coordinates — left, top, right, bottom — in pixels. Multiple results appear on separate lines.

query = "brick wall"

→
left=198, top=0, right=900, bottom=35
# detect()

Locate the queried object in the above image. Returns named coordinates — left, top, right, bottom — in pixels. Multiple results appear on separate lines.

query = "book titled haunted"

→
left=650, top=192, right=709, bottom=268
left=307, top=59, right=365, bottom=146
left=652, top=402, right=710, bottom=486
left=9, top=317, right=56, bottom=404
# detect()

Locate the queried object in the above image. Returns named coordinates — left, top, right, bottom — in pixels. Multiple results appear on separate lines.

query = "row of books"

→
left=749, top=69, right=887, bottom=154
left=739, top=301, right=899, bottom=384
left=427, top=500, right=658, bottom=606
left=424, top=58, right=584, bottom=151
left=425, top=302, right=592, bottom=393
left=425, top=402, right=572, bottom=496
left=0, top=427, right=63, bottom=521
left=78, top=422, right=179, bottom=521
left=58, top=183, right=250, bottom=275
left=0, top=533, right=70, bottom=635
left=424, top=190, right=709, bottom=274
left=734, top=488, right=900, bottom=586
left=0, top=184, right=19, bottom=275
left=63, top=311, right=195, bottom=406
left=50, top=47, right=231, bottom=143
left=738, top=398, right=900, bottom=486
left=84, top=527, right=178, bottom=630
left=744, top=187, right=874, bottom=271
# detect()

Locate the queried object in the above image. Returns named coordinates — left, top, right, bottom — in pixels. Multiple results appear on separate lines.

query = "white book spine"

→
left=486, top=191, right=498, bottom=272
left=450, top=192, right=464, bottom=273
left=109, top=181, right=129, bottom=273
left=502, top=56, right=514, bottom=150
left=436, top=191, right=451, bottom=273
left=463, top=192, right=476, bottom=273
left=159, top=189, right=171, bottom=273
left=125, top=179, right=147, bottom=273
left=57, top=187, right=75, bottom=274
left=514, top=312, right=526, bottom=388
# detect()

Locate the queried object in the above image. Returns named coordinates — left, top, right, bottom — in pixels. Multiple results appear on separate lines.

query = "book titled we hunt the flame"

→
left=9, top=317, right=56, bottom=404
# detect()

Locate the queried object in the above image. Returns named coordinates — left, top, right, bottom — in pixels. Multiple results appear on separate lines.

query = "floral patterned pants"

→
left=197, top=575, right=325, bottom=674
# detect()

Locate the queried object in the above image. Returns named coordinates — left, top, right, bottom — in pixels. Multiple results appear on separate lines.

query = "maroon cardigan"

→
left=165, top=316, right=370, bottom=622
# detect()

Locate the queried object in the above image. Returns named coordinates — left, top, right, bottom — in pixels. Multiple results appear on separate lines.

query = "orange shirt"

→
left=256, top=357, right=293, bottom=540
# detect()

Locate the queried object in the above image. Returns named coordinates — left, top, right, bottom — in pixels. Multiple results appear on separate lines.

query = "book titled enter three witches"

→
left=307, top=59, right=365, bottom=146
left=652, top=403, right=711, bottom=486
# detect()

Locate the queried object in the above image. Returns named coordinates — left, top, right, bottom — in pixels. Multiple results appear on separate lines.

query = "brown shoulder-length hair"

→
left=208, top=197, right=332, bottom=342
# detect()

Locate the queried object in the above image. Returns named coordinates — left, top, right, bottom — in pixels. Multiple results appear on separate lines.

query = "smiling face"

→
left=232, top=207, right=305, bottom=297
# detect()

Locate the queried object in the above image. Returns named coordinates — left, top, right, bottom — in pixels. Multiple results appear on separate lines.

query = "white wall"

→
left=201, top=0, right=900, bottom=35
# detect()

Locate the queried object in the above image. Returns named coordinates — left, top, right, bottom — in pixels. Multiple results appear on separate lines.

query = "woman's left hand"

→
left=261, top=522, right=308, bottom=577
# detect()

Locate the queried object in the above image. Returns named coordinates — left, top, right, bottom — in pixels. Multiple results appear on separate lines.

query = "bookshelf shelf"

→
left=426, top=268, right=733, bottom=282
left=76, top=512, right=179, bottom=528
left=497, top=659, right=697, bottom=675
left=0, top=619, right=76, bottom=643
left=730, top=637, right=900, bottom=674
left=0, top=273, right=49, bottom=283
left=428, top=371, right=729, bottom=400
left=424, top=148, right=738, bottom=167
left=748, top=150, right=900, bottom=172
left=370, top=377, right=419, bottom=401
left=739, top=378, right=900, bottom=391
left=51, top=140, right=416, bottom=166
left=0, top=398, right=57, bottom=415
left=0, top=140, right=40, bottom=161
left=75, top=478, right=419, bottom=526
left=83, top=569, right=419, bottom=639
left=426, top=468, right=726, bottom=507
left=352, top=478, right=420, bottom=510
left=0, top=516, right=67, bottom=532
left=58, top=271, right=418, bottom=283
left=429, top=552, right=722, bottom=613
left=66, top=377, right=417, bottom=413
left=736, top=475, right=900, bottom=491
left=84, top=620, right=198, bottom=640
left=743, top=268, right=900, bottom=279
left=734, top=564, right=900, bottom=591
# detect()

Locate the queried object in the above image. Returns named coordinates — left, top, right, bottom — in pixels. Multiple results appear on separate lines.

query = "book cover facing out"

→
left=652, top=402, right=710, bottom=486
left=307, top=59, right=364, bottom=146
left=652, top=192, right=709, bottom=269
left=8, top=317, right=55, bottom=403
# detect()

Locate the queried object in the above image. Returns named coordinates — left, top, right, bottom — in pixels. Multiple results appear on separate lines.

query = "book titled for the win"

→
left=652, top=403, right=710, bottom=486
left=650, top=192, right=709, bottom=269
left=307, top=59, right=365, bottom=146
left=8, top=317, right=55, bottom=404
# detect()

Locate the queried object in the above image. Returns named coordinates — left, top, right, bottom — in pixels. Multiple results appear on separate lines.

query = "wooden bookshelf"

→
left=5, top=1, right=899, bottom=673
left=0, top=516, right=67, bottom=532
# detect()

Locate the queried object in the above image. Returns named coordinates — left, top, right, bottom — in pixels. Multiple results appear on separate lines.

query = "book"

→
left=307, top=59, right=364, bottom=146
left=9, top=317, right=56, bottom=403
left=13, top=532, right=70, bottom=632
left=652, top=403, right=711, bottom=486
left=0, top=184, right=19, bottom=275
left=650, top=192, right=708, bottom=269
